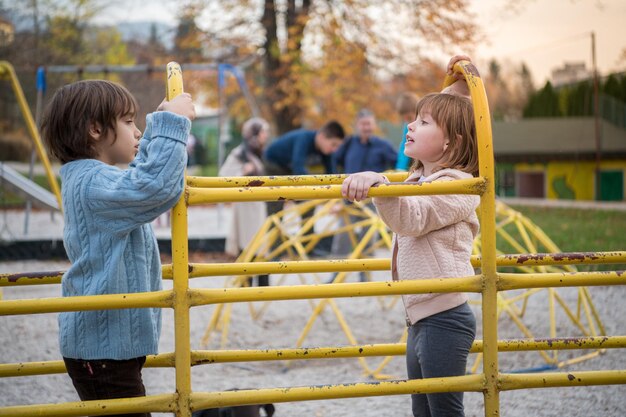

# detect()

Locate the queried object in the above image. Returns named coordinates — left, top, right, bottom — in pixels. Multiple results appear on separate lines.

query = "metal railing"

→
left=1, top=61, right=625, bottom=417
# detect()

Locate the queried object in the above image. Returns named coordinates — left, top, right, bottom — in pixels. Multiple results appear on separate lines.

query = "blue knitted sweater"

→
left=58, top=111, right=190, bottom=360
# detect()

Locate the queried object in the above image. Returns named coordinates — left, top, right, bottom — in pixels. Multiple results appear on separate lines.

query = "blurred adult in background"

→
left=263, top=120, right=345, bottom=215
left=333, top=109, right=397, bottom=175
left=219, top=117, right=271, bottom=286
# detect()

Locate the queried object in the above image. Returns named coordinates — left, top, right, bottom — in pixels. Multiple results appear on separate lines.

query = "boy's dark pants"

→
left=63, top=356, right=150, bottom=417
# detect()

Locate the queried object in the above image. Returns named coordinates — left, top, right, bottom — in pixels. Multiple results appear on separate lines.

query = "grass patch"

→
left=505, top=204, right=626, bottom=271
left=508, top=205, right=626, bottom=252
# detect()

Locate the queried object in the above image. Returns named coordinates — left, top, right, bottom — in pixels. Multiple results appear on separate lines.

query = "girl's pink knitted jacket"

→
left=373, top=168, right=480, bottom=325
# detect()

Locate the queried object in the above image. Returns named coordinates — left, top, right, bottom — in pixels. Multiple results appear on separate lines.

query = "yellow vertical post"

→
left=0, top=61, right=62, bottom=210
left=446, top=60, right=499, bottom=416
left=167, top=61, right=192, bottom=417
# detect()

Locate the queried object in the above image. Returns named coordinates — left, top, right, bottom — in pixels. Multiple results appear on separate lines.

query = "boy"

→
left=41, top=79, right=195, bottom=417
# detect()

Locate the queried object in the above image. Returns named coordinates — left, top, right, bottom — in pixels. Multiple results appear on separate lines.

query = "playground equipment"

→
left=1, top=61, right=625, bottom=417
left=1, top=61, right=259, bottom=235
left=0, top=62, right=62, bottom=216
left=199, top=197, right=608, bottom=378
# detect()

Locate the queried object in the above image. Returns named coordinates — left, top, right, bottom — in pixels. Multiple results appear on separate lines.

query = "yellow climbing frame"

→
left=199, top=197, right=611, bottom=379
left=1, top=61, right=625, bottom=417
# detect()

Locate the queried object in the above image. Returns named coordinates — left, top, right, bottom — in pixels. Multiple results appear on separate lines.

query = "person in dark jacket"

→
left=263, top=120, right=345, bottom=215
left=333, top=109, right=397, bottom=175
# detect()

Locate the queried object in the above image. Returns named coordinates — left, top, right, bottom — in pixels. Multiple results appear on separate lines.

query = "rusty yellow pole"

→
left=187, top=171, right=409, bottom=187
left=4, top=250, right=623, bottom=286
left=167, top=61, right=192, bottom=417
left=190, top=374, right=485, bottom=410
left=187, top=177, right=486, bottom=204
left=0, top=291, right=172, bottom=316
left=0, top=394, right=176, bottom=417
left=0, top=61, right=62, bottom=210
left=444, top=59, right=499, bottom=415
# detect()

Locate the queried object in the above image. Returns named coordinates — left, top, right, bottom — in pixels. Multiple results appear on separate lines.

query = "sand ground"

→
left=1, top=256, right=625, bottom=417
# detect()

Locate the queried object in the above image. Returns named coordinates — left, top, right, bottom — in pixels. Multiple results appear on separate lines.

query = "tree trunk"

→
left=261, top=0, right=309, bottom=134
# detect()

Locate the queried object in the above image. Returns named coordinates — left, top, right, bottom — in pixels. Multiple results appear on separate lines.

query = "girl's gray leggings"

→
left=406, top=302, right=476, bottom=417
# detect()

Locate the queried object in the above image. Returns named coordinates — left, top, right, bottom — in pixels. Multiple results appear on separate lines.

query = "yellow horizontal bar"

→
left=499, top=369, right=626, bottom=391
left=475, top=335, right=626, bottom=353
left=187, top=177, right=486, bottom=204
left=192, top=335, right=626, bottom=364
left=0, top=290, right=173, bottom=316
left=190, top=374, right=485, bottom=410
left=484, top=251, right=626, bottom=267
left=0, top=353, right=174, bottom=378
left=6, top=251, right=623, bottom=285
left=180, top=258, right=391, bottom=279
left=191, top=344, right=406, bottom=364
left=4, top=335, right=625, bottom=378
left=189, top=276, right=482, bottom=305
left=0, top=271, right=64, bottom=286
left=173, top=252, right=626, bottom=279
left=4, top=250, right=625, bottom=285
left=187, top=172, right=410, bottom=188
left=0, top=394, right=175, bottom=417
left=498, top=271, right=626, bottom=291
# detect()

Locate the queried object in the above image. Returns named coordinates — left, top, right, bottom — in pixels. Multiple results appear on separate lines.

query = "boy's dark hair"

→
left=319, top=120, right=345, bottom=140
left=41, top=80, right=138, bottom=164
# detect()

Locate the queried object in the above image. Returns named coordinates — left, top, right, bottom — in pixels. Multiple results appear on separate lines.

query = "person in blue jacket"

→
left=263, top=120, right=345, bottom=176
left=41, top=79, right=195, bottom=416
left=395, top=92, right=419, bottom=171
left=333, top=109, right=397, bottom=174
left=264, top=120, right=345, bottom=214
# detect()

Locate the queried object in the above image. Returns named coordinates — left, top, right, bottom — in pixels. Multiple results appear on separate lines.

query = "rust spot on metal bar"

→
left=470, top=179, right=487, bottom=195
left=567, top=374, right=575, bottom=381
left=516, top=254, right=546, bottom=264
left=553, top=252, right=599, bottom=262
left=514, top=252, right=605, bottom=264
left=246, top=180, right=265, bottom=187
left=5, top=271, right=64, bottom=283
left=531, top=336, right=610, bottom=348
left=462, top=62, right=481, bottom=78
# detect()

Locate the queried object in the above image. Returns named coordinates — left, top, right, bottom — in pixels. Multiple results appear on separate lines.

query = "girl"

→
left=341, top=91, right=479, bottom=417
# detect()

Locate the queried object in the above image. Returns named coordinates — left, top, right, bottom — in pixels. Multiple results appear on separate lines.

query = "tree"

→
left=194, top=0, right=477, bottom=134
left=173, top=2, right=205, bottom=63
left=602, top=73, right=624, bottom=102
left=3, top=0, right=134, bottom=68
left=524, top=81, right=560, bottom=118
left=483, top=59, right=535, bottom=121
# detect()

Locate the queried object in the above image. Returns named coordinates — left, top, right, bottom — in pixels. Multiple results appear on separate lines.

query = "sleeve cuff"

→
left=149, top=111, right=192, bottom=144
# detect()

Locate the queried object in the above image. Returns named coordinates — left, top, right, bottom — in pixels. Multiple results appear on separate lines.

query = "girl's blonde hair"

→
left=410, top=93, right=478, bottom=176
